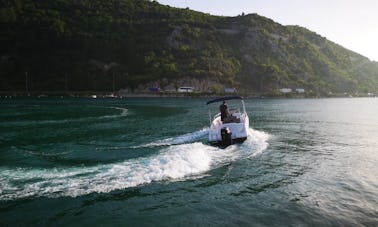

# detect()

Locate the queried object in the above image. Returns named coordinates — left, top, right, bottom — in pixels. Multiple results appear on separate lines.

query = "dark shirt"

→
left=220, top=103, right=228, bottom=121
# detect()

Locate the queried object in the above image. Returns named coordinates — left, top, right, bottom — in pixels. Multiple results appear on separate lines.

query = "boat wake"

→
left=0, top=106, right=128, bottom=126
left=131, top=128, right=209, bottom=148
left=0, top=128, right=270, bottom=201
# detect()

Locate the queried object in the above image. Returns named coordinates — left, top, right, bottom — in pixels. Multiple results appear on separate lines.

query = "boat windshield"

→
left=206, top=96, right=246, bottom=124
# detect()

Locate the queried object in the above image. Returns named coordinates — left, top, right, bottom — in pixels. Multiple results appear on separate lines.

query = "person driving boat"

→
left=219, top=100, right=229, bottom=122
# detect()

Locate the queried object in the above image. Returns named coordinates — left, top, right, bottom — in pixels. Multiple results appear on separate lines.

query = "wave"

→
left=0, top=106, right=128, bottom=126
left=98, top=107, right=128, bottom=119
left=0, top=128, right=270, bottom=200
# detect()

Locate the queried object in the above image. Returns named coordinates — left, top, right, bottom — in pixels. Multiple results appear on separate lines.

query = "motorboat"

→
left=206, top=96, right=249, bottom=147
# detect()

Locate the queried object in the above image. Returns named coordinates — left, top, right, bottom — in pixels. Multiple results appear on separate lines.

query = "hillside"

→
left=1, top=0, right=378, bottom=96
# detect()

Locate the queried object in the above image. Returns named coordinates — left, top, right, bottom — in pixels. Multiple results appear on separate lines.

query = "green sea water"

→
left=0, top=97, right=377, bottom=226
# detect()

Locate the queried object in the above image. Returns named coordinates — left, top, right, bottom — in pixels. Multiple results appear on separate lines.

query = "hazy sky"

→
left=157, top=0, right=378, bottom=61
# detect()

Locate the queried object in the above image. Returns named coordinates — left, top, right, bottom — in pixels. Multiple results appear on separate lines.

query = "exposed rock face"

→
left=166, top=26, right=183, bottom=48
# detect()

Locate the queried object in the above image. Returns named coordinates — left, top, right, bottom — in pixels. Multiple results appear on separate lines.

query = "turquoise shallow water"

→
left=0, top=97, right=377, bottom=226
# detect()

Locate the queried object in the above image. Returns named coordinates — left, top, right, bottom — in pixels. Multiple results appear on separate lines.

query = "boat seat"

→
left=223, top=116, right=240, bottom=123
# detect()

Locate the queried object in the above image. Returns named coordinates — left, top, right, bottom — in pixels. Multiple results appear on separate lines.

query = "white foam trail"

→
left=132, top=128, right=209, bottom=148
left=0, top=128, right=270, bottom=200
left=242, top=128, right=270, bottom=157
left=0, top=106, right=128, bottom=126
left=99, top=107, right=128, bottom=119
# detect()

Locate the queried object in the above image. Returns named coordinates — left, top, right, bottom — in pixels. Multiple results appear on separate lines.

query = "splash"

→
left=131, top=128, right=209, bottom=148
left=0, top=128, right=269, bottom=200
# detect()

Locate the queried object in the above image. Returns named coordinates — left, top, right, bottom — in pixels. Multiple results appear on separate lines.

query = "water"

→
left=0, top=97, right=377, bottom=226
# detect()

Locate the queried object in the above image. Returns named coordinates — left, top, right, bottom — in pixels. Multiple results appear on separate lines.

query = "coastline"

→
left=0, top=90, right=376, bottom=99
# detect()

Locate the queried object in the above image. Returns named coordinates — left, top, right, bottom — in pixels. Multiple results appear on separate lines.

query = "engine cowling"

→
left=220, top=127, right=232, bottom=147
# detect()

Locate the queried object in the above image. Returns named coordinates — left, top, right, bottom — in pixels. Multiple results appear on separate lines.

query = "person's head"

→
left=223, top=100, right=226, bottom=104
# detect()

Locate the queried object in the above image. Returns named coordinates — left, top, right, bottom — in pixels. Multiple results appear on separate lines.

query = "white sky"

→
left=157, top=0, right=378, bottom=61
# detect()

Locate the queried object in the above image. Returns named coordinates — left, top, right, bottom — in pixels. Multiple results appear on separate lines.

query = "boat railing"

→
left=228, top=108, right=240, bottom=115
left=213, top=112, right=221, bottom=120
left=212, top=110, right=245, bottom=123
left=207, top=98, right=247, bottom=124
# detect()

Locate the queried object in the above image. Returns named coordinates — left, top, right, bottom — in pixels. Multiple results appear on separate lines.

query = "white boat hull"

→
left=208, top=115, right=249, bottom=145
left=206, top=96, right=250, bottom=147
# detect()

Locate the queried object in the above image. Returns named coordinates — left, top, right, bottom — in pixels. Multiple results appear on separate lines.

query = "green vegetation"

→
left=1, top=0, right=378, bottom=95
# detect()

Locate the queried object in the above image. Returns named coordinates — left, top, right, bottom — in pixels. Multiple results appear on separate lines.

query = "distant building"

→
left=279, top=88, right=292, bottom=93
left=148, top=87, right=159, bottom=92
left=224, top=88, right=236, bottom=93
left=295, top=88, right=305, bottom=93
left=164, top=85, right=177, bottom=93
left=118, top=89, right=129, bottom=97
left=177, top=87, right=194, bottom=93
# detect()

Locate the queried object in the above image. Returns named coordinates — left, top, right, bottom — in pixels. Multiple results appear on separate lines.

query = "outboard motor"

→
left=220, top=127, right=232, bottom=147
